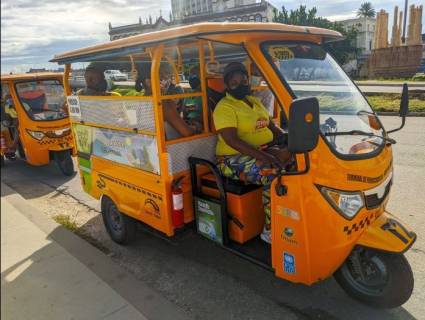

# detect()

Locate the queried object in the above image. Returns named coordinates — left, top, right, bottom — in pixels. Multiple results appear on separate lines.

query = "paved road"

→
left=1, top=116, right=424, bottom=320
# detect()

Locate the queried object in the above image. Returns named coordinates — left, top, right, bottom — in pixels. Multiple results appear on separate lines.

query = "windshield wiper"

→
left=324, top=130, right=396, bottom=144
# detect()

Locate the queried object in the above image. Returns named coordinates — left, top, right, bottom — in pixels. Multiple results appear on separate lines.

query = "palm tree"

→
left=357, top=2, right=376, bottom=18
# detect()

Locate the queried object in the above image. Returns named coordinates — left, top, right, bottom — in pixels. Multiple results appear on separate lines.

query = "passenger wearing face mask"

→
left=251, top=64, right=274, bottom=117
left=213, top=62, right=290, bottom=244
left=159, top=63, right=196, bottom=140
left=78, top=65, right=120, bottom=96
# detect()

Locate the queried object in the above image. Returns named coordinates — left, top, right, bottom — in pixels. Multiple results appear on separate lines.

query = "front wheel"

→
left=334, top=247, right=414, bottom=309
left=55, top=150, right=74, bottom=176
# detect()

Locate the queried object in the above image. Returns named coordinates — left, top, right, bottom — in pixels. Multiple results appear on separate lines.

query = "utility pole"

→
left=401, top=0, right=408, bottom=43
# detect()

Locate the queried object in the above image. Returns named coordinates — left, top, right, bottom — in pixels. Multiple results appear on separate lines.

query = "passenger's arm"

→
left=218, top=127, right=279, bottom=167
left=163, top=100, right=194, bottom=137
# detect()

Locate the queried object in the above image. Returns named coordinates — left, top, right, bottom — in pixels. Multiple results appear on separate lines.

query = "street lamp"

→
left=401, top=0, right=408, bottom=44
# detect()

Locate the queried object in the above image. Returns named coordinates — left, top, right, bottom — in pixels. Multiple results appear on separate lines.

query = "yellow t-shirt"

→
left=5, top=105, right=18, bottom=119
left=213, top=93, right=273, bottom=156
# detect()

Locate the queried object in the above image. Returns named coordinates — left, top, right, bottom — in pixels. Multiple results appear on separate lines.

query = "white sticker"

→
left=172, top=193, right=183, bottom=210
left=67, top=95, right=81, bottom=118
left=126, top=109, right=138, bottom=126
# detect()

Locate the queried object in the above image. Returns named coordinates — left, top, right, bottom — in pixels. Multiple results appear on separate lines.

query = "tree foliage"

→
left=357, top=2, right=376, bottom=18
left=273, top=5, right=359, bottom=65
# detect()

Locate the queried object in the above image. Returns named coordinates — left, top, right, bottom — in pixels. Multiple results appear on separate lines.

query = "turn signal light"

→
left=319, top=186, right=364, bottom=220
left=26, top=129, right=45, bottom=141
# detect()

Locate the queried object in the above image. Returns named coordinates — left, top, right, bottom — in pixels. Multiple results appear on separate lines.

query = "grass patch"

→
left=52, top=214, right=110, bottom=254
left=356, top=74, right=425, bottom=82
left=53, top=214, right=78, bottom=232
left=366, top=94, right=425, bottom=112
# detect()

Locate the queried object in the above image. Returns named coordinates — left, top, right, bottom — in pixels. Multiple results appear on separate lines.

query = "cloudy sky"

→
left=1, top=0, right=424, bottom=73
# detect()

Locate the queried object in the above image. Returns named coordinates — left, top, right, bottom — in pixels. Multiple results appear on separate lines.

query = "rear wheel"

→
left=101, top=197, right=137, bottom=245
left=334, top=247, right=414, bottom=309
left=55, top=150, right=74, bottom=176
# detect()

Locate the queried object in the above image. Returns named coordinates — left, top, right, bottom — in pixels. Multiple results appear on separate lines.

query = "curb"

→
left=376, top=112, right=425, bottom=117
left=355, top=82, right=425, bottom=88
left=1, top=182, right=192, bottom=320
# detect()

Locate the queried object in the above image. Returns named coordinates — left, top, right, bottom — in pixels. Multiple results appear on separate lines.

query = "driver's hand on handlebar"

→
left=257, top=152, right=282, bottom=169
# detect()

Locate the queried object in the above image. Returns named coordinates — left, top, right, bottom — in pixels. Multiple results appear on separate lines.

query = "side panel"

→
left=89, top=157, right=173, bottom=236
left=69, top=95, right=174, bottom=236
left=271, top=139, right=393, bottom=285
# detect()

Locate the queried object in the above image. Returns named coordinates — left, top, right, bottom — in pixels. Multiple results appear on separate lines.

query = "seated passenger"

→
left=183, top=66, right=203, bottom=132
left=160, top=63, right=197, bottom=139
left=2, top=93, right=19, bottom=159
left=213, top=62, right=290, bottom=244
left=78, top=65, right=120, bottom=96
left=251, top=64, right=274, bottom=117
left=136, top=63, right=196, bottom=140
left=135, top=63, right=152, bottom=95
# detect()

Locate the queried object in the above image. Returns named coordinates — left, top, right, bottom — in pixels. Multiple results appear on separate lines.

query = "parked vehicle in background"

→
left=104, top=70, right=128, bottom=81
left=1, top=73, right=75, bottom=175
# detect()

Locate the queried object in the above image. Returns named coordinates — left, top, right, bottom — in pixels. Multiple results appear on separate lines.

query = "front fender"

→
left=357, top=211, right=416, bottom=253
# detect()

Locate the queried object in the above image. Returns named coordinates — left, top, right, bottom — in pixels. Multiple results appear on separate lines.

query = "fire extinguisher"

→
left=171, top=176, right=185, bottom=229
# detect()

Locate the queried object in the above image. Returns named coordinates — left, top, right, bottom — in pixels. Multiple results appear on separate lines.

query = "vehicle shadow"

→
left=1, top=158, right=77, bottom=199
left=73, top=213, right=417, bottom=320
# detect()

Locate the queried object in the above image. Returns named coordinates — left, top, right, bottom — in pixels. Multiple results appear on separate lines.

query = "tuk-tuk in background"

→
left=1, top=73, right=75, bottom=175
left=52, top=22, right=416, bottom=308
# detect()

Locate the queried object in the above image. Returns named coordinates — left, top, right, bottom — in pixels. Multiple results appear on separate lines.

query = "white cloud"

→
left=1, top=0, right=171, bottom=73
left=1, top=0, right=424, bottom=73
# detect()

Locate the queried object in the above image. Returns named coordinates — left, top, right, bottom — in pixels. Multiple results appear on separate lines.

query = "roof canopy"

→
left=1, top=72, right=63, bottom=81
left=51, top=22, right=343, bottom=65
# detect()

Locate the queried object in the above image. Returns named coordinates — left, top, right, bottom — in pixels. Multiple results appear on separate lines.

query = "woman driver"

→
left=213, top=62, right=290, bottom=243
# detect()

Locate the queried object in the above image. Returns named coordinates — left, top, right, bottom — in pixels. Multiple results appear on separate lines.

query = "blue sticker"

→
left=283, top=252, right=296, bottom=274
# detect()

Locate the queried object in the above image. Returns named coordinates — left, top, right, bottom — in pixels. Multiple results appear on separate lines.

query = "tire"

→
left=101, top=197, right=137, bottom=245
left=1, top=155, right=4, bottom=168
left=334, top=247, right=414, bottom=309
left=17, top=141, right=25, bottom=159
left=55, top=151, right=74, bottom=176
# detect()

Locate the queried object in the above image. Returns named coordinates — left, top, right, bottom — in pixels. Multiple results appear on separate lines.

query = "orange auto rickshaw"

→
left=52, top=22, right=416, bottom=308
left=1, top=73, right=75, bottom=175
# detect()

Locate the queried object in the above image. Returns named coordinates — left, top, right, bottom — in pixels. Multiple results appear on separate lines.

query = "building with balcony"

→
left=339, top=17, right=376, bottom=54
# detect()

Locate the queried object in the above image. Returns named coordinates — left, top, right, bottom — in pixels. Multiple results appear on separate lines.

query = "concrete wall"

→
left=367, top=45, right=422, bottom=78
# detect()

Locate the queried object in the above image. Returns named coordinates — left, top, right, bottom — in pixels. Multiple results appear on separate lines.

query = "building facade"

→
left=340, top=17, right=376, bottom=54
left=109, top=0, right=276, bottom=40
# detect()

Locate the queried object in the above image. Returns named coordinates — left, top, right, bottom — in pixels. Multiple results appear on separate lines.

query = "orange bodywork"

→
left=1, top=73, right=75, bottom=165
left=52, top=23, right=413, bottom=285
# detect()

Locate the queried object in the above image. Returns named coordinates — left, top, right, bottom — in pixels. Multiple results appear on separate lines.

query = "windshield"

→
left=263, top=42, right=385, bottom=157
left=15, top=79, right=67, bottom=121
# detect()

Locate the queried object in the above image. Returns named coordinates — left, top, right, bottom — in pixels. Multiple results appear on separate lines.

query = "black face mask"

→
left=189, top=75, right=201, bottom=90
left=228, top=84, right=251, bottom=100
left=89, top=79, right=107, bottom=92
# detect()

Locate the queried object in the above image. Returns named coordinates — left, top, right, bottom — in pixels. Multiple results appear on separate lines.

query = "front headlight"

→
left=26, top=129, right=45, bottom=141
left=319, top=186, right=364, bottom=220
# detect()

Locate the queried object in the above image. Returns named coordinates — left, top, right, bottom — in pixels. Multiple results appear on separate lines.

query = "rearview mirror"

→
left=387, top=83, right=409, bottom=134
left=400, top=83, right=409, bottom=118
left=287, top=97, right=320, bottom=153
